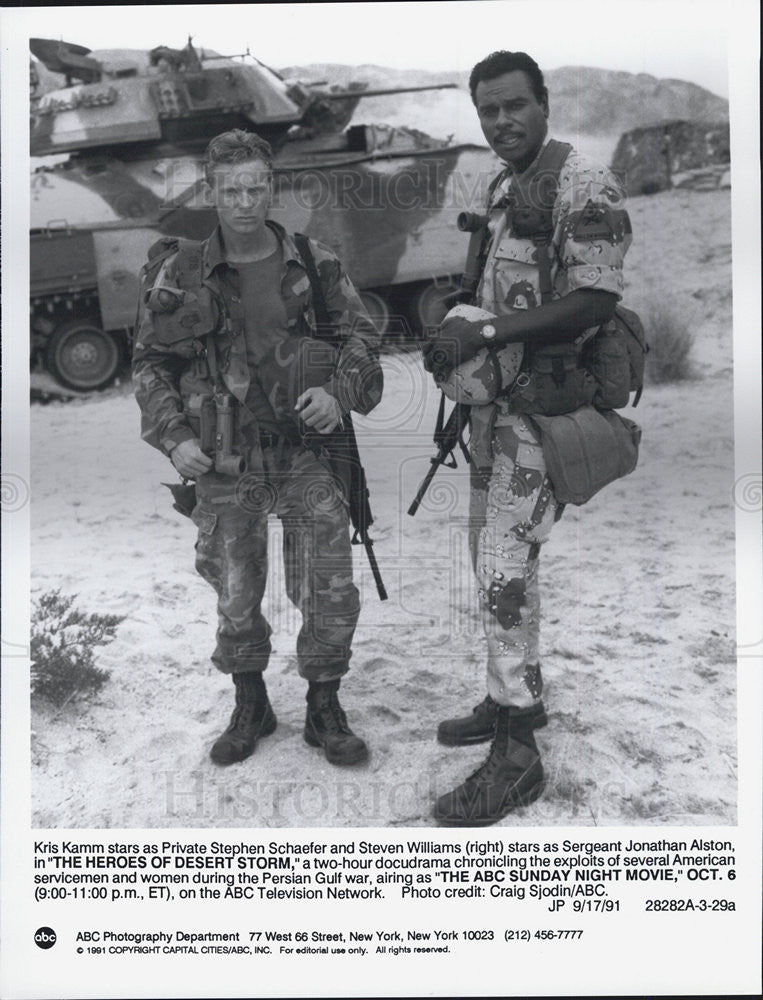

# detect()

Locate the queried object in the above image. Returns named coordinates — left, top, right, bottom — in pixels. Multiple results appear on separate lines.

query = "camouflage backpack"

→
left=134, top=237, right=218, bottom=353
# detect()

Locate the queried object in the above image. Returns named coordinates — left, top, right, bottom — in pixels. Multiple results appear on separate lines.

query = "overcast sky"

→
left=6, top=1, right=734, bottom=98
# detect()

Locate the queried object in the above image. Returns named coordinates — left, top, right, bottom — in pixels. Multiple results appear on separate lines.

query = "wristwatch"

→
left=481, top=323, right=497, bottom=343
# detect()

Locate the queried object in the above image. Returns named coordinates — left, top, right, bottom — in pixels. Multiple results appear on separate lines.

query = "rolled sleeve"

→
left=555, top=153, right=632, bottom=299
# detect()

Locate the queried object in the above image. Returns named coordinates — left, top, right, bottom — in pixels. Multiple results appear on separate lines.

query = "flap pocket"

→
left=492, top=235, right=538, bottom=265
left=149, top=290, right=218, bottom=346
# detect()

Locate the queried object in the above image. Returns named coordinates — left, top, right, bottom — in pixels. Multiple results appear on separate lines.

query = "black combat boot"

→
left=304, top=679, right=369, bottom=765
left=433, top=705, right=545, bottom=826
left=210, top=672, right=277, bottom=766
left=437, top=693, right=548, bottom=746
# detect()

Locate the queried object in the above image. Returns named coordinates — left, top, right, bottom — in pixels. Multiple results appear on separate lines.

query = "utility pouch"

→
left=528, top=405, right=641, bottom=505
left=509, top=345, right=596, bottom=416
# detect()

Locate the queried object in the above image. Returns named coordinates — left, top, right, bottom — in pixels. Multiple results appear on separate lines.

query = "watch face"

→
left=482, top=323, right=497, bottom=341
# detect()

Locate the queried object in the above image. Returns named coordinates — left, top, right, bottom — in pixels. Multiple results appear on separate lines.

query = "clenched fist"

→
left=295, top=387, right=343, bottom=434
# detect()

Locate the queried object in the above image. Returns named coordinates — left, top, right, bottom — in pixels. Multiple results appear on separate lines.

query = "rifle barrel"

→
left=362, top=536, right=388, bottom=601
left=321, top=83, right=457, bottom=100
left=407, top=460, right=440, bottom=517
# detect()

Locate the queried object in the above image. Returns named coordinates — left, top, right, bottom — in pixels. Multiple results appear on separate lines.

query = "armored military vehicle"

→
left=30, top=37, right=497, bottom=390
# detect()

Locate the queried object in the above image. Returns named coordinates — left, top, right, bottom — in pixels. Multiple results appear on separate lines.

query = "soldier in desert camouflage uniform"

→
left=133, top=130, right=382, bottom=767
left=424, top=52, right=631, bottom=825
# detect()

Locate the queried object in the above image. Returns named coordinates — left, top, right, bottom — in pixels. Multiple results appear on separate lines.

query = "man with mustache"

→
left=133, top=130, right=382, bottom=769
left=424, top=52, right=632, bottom=826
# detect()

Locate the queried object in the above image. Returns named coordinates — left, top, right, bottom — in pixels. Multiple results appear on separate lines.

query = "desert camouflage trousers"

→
left=191, top=443, right=360, bottom=681
left=469, top=409, right=560, bottom=709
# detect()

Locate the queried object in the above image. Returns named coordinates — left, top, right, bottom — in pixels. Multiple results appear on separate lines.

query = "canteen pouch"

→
left=528, top=405, right=641, bottom=505
left=582, top=306, right=648, bottom=409
left=509, top=344, right=597, bottom=416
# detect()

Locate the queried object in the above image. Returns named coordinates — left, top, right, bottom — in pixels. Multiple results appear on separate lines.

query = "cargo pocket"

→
left=191, top=504, right=218, bottom=536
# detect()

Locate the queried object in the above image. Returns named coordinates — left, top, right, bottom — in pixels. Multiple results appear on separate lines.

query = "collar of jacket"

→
left=500, top=138, right=551, bottom=179
left=202, top=220, right=304, bottom=278
left=491, top=138, right=561, bottom=210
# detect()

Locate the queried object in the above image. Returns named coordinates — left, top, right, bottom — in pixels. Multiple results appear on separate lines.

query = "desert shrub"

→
left=644, top=302, right=697, bottom=384
left=31, top=590, right=124, bottom=708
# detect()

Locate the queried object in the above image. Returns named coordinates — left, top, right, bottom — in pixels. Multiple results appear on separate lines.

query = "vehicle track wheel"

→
left=359, top=290, right=392, bottom=337
left=45, top=319, right=120, bottom=392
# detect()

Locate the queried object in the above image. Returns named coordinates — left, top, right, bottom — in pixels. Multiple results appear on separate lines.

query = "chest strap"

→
left=507, top=139, right=573, bottom=305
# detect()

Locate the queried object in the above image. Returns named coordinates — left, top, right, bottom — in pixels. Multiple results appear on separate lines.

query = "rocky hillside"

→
left=280, top=63, right=729, bottom=136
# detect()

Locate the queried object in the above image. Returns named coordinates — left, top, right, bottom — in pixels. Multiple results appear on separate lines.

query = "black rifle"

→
left=406, top=188, right=506, bottom=517
left=407, top=394, right=472, bottom=516
left=294, top=233, right=387, bottom=601
left=306, top=419, right=387, bottom=601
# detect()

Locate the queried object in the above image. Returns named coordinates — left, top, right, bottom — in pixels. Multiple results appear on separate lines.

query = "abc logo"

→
left=34, top=927, right=57, bottom=949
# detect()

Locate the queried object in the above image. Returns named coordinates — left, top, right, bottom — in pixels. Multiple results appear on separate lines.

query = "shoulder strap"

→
left=174, top=239, right=206, bottom=291
left=462, top=144, right=573, bottom=306
left=487, top=167, right=508, bottom=205
left=146, top=235, right=178, bottom=264
left=511, top=139, right=573, bottom=304
left=525, top=139, right=573, bottom=216
left=459, top=169, right=509, bottom=302
left=294, top=232, right=335, bottom=340
left=173, top=237, right=220, bottom=382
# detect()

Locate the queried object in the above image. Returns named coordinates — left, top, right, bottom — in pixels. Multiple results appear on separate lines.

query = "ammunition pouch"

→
left=509, top=203, right=553, bottom=241
left=186, top=392, right=248, bottom=477
left=508, top=344, right=597, bottom=416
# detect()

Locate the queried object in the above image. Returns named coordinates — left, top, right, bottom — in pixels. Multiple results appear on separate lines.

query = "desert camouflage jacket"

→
left=132, top=221, right=383, bottom=456
left=479, top=141, right=631, bottom=314
left=468, top=140, right=632, bottom=459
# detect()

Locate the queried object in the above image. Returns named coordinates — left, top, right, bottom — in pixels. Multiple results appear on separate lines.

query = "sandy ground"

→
left=30, top=188, right=738, bottom=829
